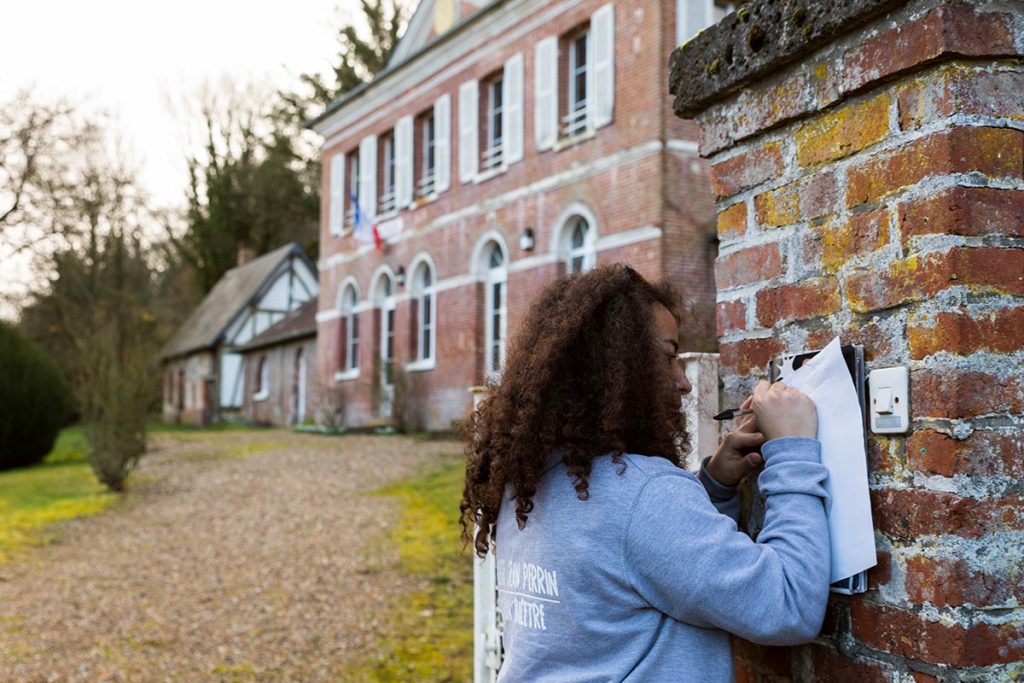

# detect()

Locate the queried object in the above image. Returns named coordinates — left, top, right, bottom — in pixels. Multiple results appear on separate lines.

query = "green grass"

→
left=0, top=426, right=116, bottom=563
left=345, top=459, right=474, bottom=682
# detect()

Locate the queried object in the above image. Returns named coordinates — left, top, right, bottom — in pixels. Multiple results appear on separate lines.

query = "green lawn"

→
left=0, top=427, right=115, bottom=563
left=345, top=460, right=474, bottom=682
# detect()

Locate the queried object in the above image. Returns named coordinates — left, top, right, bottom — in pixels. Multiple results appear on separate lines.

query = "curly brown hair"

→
left=459, top=264, right=689, bottom=558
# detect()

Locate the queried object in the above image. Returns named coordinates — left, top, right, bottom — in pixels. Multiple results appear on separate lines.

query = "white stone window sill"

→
left=334, top=368, right=360, bottom=382
left=474, top=164, right=508, bottom=184
left=405, top=358, right=436, bottom=373
left=554, top=128, right=596, bottom=152
left=252, top=391, right=269, bottom=402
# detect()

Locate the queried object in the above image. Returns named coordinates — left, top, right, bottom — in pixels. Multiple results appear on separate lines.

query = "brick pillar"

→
left=670, top=1, right=1023, bottom=680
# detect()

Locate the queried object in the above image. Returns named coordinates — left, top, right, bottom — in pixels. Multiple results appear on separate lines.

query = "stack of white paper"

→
left=782, top=337, right=877, bottom=582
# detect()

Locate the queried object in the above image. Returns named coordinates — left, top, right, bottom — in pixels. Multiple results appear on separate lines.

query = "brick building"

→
left=309, top=0, right=732, bottom=430
left=161, top=243, right=318, bottom=425
left=671, top=0, right=1023, bottom=679
left=235, top=299, right=317, bottom=427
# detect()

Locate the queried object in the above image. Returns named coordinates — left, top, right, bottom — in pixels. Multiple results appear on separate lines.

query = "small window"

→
left=254, top=354, right=269, bottom=398
left=416, top=109, right=437, bottom=197
left=482, top=73, right=504, bottom=170
left=560, top=26, right=590, bottom=138
left=379, top=131, right=397, bottom=214
left=345, top=150, right=360, bottom=230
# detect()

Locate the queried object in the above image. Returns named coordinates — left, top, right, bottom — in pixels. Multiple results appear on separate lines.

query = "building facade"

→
left=310, top=0, right=732, bottom=430
left=235, top=300, right=317, bottom=427
left=161, top=243, right=318, bottom=425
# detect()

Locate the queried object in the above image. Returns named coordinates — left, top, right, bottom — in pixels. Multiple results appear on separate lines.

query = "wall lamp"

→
left=395, top=265, right=406, bottom=287
left=520, top=227, right=536, bottom=252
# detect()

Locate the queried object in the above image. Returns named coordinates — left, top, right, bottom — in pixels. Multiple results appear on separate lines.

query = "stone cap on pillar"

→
left=669, top=0, right=907, bottom=118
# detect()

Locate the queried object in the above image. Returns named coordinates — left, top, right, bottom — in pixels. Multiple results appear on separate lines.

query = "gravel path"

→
left=0, top=430, right=463, bottom=682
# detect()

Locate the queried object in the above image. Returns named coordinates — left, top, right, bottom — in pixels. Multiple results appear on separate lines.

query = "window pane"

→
left=488, top=246, right=504, bottom=268
left=492, top=281, right=502, bottom=309
left=571, top=255, right=583, bottom=273
left=423, top=293, right=432, bottom=325
left=575, top=35, right=587, bottom=68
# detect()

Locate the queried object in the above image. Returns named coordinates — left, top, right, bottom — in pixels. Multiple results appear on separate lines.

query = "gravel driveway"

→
left=0, top=430, right=463, bottom=682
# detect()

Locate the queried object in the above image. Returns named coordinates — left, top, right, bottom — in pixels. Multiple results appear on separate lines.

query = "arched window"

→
left=484, top=242, right=507, bottom=375
left=412, top=261, right=436, bottom=363
left=338, top=283, right=359, bottom=372
left=562, top=215, right=596, bottom=274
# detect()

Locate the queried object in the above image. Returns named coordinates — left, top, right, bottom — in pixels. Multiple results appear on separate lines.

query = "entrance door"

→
left=376, top=274, right=396, bottom=419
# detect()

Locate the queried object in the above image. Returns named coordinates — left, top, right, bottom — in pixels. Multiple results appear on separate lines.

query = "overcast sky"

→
left=1, top=1, right=366, bottom=318
left=3, top=0, right=354, bottom=208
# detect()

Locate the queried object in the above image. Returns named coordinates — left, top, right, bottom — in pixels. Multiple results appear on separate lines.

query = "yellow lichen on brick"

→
left=718, top=202, right=747, bottom=238
left=754, top=184, right=800, bottom=228
left=796, top=93, right=891, bottom=166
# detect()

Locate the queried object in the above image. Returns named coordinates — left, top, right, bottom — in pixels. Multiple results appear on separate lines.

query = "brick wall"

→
left=671, top=0, right=1023, bottom=680
left=240, top=338, right=317, bottom=427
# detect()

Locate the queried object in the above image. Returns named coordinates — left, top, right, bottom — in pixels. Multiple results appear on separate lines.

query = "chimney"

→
left=237, top=240, right=257, bottom=266
left=671, top=0, right=1023, bottom=678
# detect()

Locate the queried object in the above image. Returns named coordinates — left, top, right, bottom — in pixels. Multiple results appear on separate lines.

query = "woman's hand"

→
left=751, top=379, right=817, bottom=441
left=705, top=395, right=766, bottom=487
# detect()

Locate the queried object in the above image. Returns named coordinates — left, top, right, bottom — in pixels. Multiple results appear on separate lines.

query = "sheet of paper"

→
left=780, top=337, right=876, bottom=582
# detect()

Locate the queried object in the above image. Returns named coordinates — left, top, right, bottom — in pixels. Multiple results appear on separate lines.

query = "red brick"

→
left=911, top=673, right=940, bottom=683
left=908, top=306, right=1024, bottom=358
left=807, top=644, right=890, bottom=683
left=899, top=66, right=1024, bottom=131
left=869, top=548, right=892, bottom=590
left=842, top=6, right=1019, bottom=107
left=850, top=601, right=1024, bottom=667
left=716, top=243, right=784, bottom=289
left=846, top=247, right=1024, bottom=312
left=907, top=430, right=1024, bottom=480
left=710, top=142, right=785, bottom=198
left=716, top=299, right=746, bottom=336
left=717, top=201, right=747, bottom=239
left=872, top=487, right=1024, bottom=540
left=804, top=320, right=893, bottom=364
left=904, top=554, right=1024, bottom=607
left=796, top=93, right=891, bottom=166
left=799, top=172, right=838, bottom=222
left=820, top=208, right=889, bottom=273
left=719, top=337, right=785, bottom=376
left=866, top=437, right=899, bottom=478
left=755, top=280, right=840, bottom=327
left=754, top=183, right=800, bottom=228
left=847, top=127, right=1024, bottom=208
left=899, top=186, right=1024, bottom=244
left=912, top=369, right=1023, bottom=419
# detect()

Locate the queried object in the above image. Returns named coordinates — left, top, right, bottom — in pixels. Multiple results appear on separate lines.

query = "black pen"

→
left=712, top=408, right=754, bottom=421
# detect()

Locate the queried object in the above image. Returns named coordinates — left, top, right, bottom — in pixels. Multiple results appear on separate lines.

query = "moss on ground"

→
left=345, top=459, right=473, bottom=682
left=0, top=427, right=115, bottom=563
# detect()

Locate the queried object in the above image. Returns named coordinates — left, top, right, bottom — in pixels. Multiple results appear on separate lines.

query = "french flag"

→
left=349, top=190, right=382, bottom=252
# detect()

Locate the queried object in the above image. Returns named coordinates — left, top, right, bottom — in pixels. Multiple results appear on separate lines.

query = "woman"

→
left=460, top=264, right=829, bottom=682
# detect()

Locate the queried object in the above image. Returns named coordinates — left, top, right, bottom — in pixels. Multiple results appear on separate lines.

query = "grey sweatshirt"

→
left=494, top=437, right=830, bottom=682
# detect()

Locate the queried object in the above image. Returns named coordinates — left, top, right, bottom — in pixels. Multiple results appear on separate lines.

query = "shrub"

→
left=0, top=321, right=71, bottom=469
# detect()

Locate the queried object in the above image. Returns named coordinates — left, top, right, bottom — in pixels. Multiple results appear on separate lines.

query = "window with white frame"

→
left=413, top=262, right=435, bottom=363
left=379, top=131, right=397, bottom=214
left=339, top=283, right=359, bottom=373
left=482, top=74, right=504, bottom=171
left=416, top=109, right=437, bottom=198
left=253, top=354, right=269, bottom=399
left=484, top=243, right=507, bottom=375
left=378, top=274, right=396, bottom=385
left=564, top=28, right=590, bottom=137
left=564, top=215, right=596, bottom=273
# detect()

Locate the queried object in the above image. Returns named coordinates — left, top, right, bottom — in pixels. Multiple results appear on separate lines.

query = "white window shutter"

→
left=677, top=0, right=713, bottom=46
left=502, top=53, right=524, bottom=165
left=359, top=135, right=377, bottom=219
left=534, top=37, right=557, bottom=151
left=458, top=80, right=479, bottom=183
left=328, top=153, right=344, bottom=235
left=591, top=3, right=615, bottom=129
left=395, top=115, right=414, bottom=208
left=434, top=94, right=451, bottom=193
